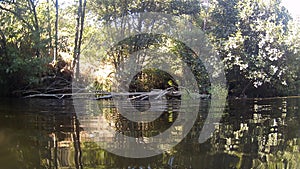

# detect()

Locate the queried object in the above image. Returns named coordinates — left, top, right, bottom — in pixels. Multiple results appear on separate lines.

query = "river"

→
left=0, top=97, right=299, bottom=169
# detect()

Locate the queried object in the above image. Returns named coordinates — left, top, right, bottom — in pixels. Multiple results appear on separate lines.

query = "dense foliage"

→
left=0, top=0, right=299, bottom=97
left=207, top=0, right=300, bottom=97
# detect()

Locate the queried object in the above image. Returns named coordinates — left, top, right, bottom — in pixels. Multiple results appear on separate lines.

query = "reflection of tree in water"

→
left=1, top=98, right=299, bottom=168
left=166, top=98, right=300, bottom=168
left=41, top=100, right=83, bottom=169
left=75, top=99, right=183, bottom=168
left=0, top=99, right=83, bottom=169
left=111, top=101, right=180, bottom=138
left=53, top=98, right=300, bottom=168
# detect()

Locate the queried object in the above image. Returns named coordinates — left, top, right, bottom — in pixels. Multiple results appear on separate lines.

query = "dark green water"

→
left=0, top=97, right=299, bottom=169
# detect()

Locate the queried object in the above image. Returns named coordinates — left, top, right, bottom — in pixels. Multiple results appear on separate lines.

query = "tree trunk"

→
left=72, top=0, right=82, bottom=79
left=28, top=0, right=41, bottom=57
left=47, top=0, right=53, bottom=58
left=0, top=30, right=7, bottom=57
left=54, top=0, right=59, bottom=62
left=76, top=0, right=86, bottom=79
left=73, top=0, right=86, bottom=79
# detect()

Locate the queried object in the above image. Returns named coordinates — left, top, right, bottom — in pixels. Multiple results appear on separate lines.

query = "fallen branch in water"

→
left=24, top=93, right=70, bottom=99
left=23, top=87, right=211, bottom=100
left=24, top=92, right=94, bottom=99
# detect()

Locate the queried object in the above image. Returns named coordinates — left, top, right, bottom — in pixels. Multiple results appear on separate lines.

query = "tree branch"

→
left=0, top=4, right=34, bottom=31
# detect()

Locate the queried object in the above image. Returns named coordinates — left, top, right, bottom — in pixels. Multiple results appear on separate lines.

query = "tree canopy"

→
left=0, top=0, right=299, bottom=97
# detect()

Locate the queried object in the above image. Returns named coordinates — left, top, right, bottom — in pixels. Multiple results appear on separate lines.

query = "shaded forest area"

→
left=0, top=0, right=299, bottom=98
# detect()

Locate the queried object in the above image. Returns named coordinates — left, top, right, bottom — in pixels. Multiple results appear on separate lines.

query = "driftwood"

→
left=24, top=87, right=211, bottom=101
left=24, top=92, right=92, bottom=99
left=24, top=88, right=170, bottom=100
left=97, top=87, right=183, bottom=100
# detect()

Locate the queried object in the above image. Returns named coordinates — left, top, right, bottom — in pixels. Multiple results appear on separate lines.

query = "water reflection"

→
left=0, top=98, right=299, bottom=168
